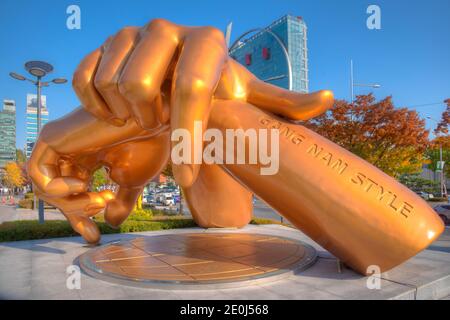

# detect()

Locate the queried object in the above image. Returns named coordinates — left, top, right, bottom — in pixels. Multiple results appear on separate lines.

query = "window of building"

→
left=262, top=47, right=270, bottom=60
left=245, top=53, right=252, bottom=65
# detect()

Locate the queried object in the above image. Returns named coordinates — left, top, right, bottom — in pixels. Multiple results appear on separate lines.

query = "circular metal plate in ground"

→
left=79, top=233, right=317, bottom=289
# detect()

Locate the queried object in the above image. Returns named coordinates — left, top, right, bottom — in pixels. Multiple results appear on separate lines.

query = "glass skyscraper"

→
left=0, top=100, right=16, bottom=168
left=26, top=94, right=49, bottom=158
left=230, top=15, right=309, bottom=93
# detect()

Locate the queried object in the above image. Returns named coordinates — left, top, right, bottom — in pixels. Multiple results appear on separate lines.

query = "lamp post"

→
left=10, top=61, right=67, bottom=224
left=350, top=59, right=381, bottom=103
left=427, top=116, right=447, bottom=198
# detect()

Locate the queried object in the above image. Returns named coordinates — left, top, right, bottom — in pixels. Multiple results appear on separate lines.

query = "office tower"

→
left=26, top=93, right=49, bottom=158
left=0, top=100, right=16, bottom=168
left=230, top=15, right=309, bottom=93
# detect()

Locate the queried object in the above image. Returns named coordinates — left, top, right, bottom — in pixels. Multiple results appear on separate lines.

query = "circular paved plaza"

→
left=79, top=232, right=317, bottom=288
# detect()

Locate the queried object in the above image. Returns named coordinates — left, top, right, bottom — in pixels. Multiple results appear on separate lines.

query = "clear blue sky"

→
left=0, top=0, right=449, bottom=148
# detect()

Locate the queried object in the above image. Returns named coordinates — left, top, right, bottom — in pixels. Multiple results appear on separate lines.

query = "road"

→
left=0, top=205, right=17, bottom=223
left=176, top=198, right=287, bottom=223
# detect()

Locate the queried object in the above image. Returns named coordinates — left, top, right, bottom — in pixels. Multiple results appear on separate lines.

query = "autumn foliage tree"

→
left=2, top=162, right=25, bottom=193
left=304, top=94, right=429, bottom=177
left=434, top=98, right=449, bottom=135
left=426, top=135, right=450, bottom=178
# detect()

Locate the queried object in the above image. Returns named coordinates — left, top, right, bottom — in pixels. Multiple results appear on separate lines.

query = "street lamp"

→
left=427, top=116, right=447, bottom=198
left=9, top=61, right=67, bottom=224
left=350, top=59, right=381, bottom=103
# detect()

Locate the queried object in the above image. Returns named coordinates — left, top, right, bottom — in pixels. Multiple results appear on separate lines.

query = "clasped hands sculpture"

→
left=27, top=19, right=444, bottom=275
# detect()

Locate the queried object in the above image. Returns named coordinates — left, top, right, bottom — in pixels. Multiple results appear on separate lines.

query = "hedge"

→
left=0, top=216, right=281, bottom=242
left=0, top=219, right=196, bottom=242
left=428, top=197, right=448, bottom=202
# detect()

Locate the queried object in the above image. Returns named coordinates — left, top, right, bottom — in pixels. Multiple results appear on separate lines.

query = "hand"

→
left=27, top=108, right=170, bottom=243
left=73, top=18, right=334, bottom=188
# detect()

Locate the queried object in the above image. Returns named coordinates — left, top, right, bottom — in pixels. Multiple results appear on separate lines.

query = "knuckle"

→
left=202, top=26, right=225, bottom=42
left=93, top=74, right=114, bottom=93
left=145, top=18, right=171, bottom=31
left=72, top=68, right=91, bottom=92
left=115, top=26, right=139, bottom=39
left=118, top=75, right=159, bottom=102
left=175, top=75, right=214, bottom=96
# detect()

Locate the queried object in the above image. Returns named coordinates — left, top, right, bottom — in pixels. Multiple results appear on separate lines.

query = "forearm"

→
left=207, top=99, right=444, bottom=275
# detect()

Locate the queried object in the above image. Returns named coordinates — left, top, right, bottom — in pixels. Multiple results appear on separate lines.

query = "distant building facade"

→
left=26, top=94, right=49, bottom=158
left=0, top=100, right=16, bottom=168
left=230, top=15, right=309, bottom=93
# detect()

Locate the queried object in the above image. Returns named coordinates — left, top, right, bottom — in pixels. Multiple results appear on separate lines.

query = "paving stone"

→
left=0, top=225, right=448, bottom=300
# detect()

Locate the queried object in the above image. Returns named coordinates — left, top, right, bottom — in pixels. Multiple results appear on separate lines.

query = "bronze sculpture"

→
left=27, top=19, right=444, bottom=275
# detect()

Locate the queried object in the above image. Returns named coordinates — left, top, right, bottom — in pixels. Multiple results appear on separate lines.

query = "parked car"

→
left=142, top=194, right=155, bottom=205
left=434, top=204, right=450, bottom=225
left=415, top=191, right=434, bottom=201
left=163, top=196, right=175, bottom=206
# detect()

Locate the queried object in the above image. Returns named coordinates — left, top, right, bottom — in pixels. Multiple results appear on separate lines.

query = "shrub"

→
left=250, top=218, right=281, bottom=225
left=0, top=215, right=286, bottom=243
left=0, top=220, right=77, bottom=242
left=127, top=208, right=153, bottom=221
left=0, top=218, right=197, bottom=242
left=151, top=208, right=179, bottom=216
left=18, top=198, right=33, bottom=209
left=24, top=192, right=34, bottom=199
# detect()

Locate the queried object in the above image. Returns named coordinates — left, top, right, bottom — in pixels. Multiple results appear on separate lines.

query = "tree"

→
left=434, top=99, right=449, bottom=135
left=398, top=174, right=438, bottom=193
left=91, top=167, right=108, bottom=191
left=426, top=135, right=450, bottom=179
left=161, top=161, right=173, bottom=178
left=3, top=162, right=25, bottom=192
left=19, top=162, right=31, bottom=187
left=16, top=149, right=26, bottom=164
left=304, top=94, right=430, bottom=177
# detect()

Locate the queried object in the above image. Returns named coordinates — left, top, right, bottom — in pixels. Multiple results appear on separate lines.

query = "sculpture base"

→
left=79, top=232, right=317, bottom=289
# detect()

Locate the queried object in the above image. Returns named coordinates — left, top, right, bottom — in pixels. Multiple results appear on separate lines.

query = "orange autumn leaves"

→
left=304, top=94, right=430, bottom=177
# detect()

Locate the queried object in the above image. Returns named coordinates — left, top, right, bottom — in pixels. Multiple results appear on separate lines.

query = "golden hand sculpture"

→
left=28, top=19, right=444, bottom=275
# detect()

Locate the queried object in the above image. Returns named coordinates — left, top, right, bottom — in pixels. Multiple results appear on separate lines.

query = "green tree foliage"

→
left=91, top=167, right=109, bottom=191
left=398, top=174, right=438, bottom=193
left=15, top=149, right=26, bottom=164
left=425, top=136, right=450, bottom=178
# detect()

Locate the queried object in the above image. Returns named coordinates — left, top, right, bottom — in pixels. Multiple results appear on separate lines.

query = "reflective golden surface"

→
left=27, top=19, right=444, bottom=275
left=80, top=233, right=315, bottom=286
left=79, top=233, right=314, bottom=284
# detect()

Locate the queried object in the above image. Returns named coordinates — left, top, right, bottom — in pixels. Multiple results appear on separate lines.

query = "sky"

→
left=0, top=0, right=449, bottom=148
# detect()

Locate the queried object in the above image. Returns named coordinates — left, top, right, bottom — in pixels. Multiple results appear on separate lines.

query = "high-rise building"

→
left=230, top=15, right=309, bottom=93
left=0, top=100, right=16, bottom=168
left=26, top=93, right=49, bottom=158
